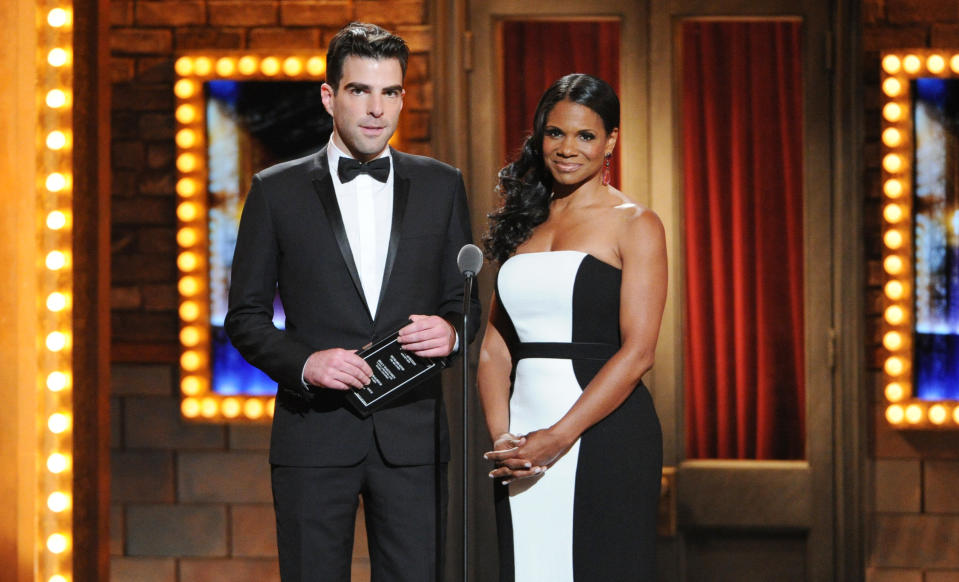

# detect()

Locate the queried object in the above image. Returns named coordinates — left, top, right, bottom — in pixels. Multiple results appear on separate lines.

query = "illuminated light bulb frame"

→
left=37, top=1, right=75, bottom=579
left=880, top=50, right=959, bottom=429
left=174, top=52, right=330, bottom=422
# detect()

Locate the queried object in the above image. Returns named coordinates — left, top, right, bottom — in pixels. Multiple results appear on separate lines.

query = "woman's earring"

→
left=602, top=153, right=612, bottom=186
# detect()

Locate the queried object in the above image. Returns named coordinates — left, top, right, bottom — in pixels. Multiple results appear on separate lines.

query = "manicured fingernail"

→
left=483, top=453, right=489, bottom=460
left=523, top=462, right=531, bottom=468
left=533, top=467, right=543, bottom=474
left=488, top=472, right=494, bottom=478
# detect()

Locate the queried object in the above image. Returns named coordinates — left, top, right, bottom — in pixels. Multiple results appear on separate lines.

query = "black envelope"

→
left=345, top=329, right=445, bottom=416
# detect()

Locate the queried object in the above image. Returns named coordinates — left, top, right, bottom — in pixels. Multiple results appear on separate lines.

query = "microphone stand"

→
left=460, top=271, right=474, bottom=582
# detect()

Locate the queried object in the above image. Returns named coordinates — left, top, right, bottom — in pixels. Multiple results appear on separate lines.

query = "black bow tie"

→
left=337, top=156, right=391, bottom=183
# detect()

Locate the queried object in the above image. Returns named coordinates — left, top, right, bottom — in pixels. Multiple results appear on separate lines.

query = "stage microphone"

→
left=457, top=243, right=484, bottom=277
left=455, top=243, right=482, bottom=582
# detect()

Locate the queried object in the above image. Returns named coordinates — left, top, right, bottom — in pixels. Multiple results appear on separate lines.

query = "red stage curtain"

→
left=682, top=20, right=805, bottom=460
left=501, top=20, right=620, bottom=187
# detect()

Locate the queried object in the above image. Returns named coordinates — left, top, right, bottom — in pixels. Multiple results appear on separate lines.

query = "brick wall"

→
left=864, top=1, right=959, bottom=581
left=109, top=2, right=430, bottom=580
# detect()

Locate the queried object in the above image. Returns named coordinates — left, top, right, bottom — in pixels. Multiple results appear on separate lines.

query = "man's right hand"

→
left=303, top=349, right=373, bottom=390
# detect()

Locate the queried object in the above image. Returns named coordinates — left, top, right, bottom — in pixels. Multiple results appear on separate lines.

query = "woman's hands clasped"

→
left=483, top=429, right=574, bottom=485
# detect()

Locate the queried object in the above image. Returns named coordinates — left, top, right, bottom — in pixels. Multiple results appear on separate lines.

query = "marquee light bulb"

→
left=47, top=491, right=71, bottom=513
left=176, top=129, right=197, bottom=148
left=882, top=78, right=902, bottom=97
left=181, top=376, right=204, bottom=396
left=881, top=55, right=901, bottom=74
left=46, top=251, right=68, bottom=271
left=177, top=178, right=198, bottom=197
left=48, top=413, right=71, bottom=434
left=182, top=398, right=200, bottom=418
left=46, top=172, right=68, bottom=192
left=201, top=397, right=218, bottom=418
left=175, top=104, right=197, bottom=124
left=47, top=292, right=69, bottom=312
left=883, top=179, right=903, bottom=198
left=952, top=54, right=959, bottom=74
left=928, top=55, right=946, bottom=74
left=902, top=54, right=921, bottom=74
left=884, top=356, right=905, bottom=376
left=261, top=57, right=280, bottom=76
left=47, top=48, right=69, bottom=67
left=47, top=8, right=70, bottom=27
left=884, top=280, right=905, bottom=300
left=46, top=331, right=69, bottom=352
left=238, top=56, right=258, bottom=75
left=905, top=404, right=922, bottom=424
left=46, top=533, right=69, bottom=554
left=930, top=404, right=948, bottom=425
left=216, top=57, right=236, bottom=76
left=882, top=154, right=903, bottom=174
left=177, top=202, right=199, bottom=221
left=46, top=89, right=68, bottom=109
left=47, top=453, right=70, bottom=474
left=46, top=130, right=68, bottom=150
left=306, top=56, right=326, bottom=76
left=47, top=210, right=68, bottom=230
left=244, top=398, right=265, bottom=419
left=179, top=300, right=200, bottom=321
left=177, top=251, right=199, bottom=272
left=174, top=57, right=193, bottom=76
left=47, top=371, right=70, bottom=392
left=883, top=331, right=903, bottom=351
left=883, top=229, right=904, bottom=249
left=885, top=305, right=906, bottom=325
left=193, top=57, right=213, bottom=76
left=883, top=256, right=904, bottom=275
left=882, top=102, right=903, bottom=122
left=885, top=382, right=905, bottom=402
left=222, top=398, right=242, bottom=418
left=177, top=227, right=198, bottom=247
left=174, top=79, right=196, bottom=99
left=886, top=404, right=904, bottom=425
left=283, top=57, right=303, bottom=76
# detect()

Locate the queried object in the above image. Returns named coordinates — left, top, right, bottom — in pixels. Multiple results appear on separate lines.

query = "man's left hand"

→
left=398, top=314, right=456, bottom=357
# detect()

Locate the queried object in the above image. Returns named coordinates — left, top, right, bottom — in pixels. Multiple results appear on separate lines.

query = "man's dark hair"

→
left=325, top=22, right=409, bottom=91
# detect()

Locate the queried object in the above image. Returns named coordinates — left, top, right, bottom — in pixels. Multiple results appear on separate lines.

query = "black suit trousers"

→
left=271, top=430, right=448, bottom=582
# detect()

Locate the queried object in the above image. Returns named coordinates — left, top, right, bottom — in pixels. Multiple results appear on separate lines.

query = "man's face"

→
left=321, top=56, right=405, bottom=162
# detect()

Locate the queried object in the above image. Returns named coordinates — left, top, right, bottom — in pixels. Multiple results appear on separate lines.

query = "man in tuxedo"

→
left=225, top=22, right=480, bottom=582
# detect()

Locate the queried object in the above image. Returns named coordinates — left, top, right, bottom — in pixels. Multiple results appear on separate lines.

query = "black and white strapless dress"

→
left=494, top=251, right=662, bottom=581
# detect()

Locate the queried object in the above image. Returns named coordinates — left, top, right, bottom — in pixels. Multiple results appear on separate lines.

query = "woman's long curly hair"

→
left=483, top=73, right=620, bottom=264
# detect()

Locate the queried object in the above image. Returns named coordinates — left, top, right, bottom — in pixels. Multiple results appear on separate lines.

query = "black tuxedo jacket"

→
left=225, top=146, right=481, bottom=467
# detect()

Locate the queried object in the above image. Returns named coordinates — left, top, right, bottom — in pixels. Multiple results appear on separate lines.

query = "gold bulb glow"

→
left=222, top=398, right=242, bottom=418
left=47, top=48, right=69, bottom=67
left=952, top=54, right=959, bottom=74
left=193, top=57, right=213, bottom=76
left=177, top=178, right=198, bottom=197
left=176, top=129, right=197, bottom=148
left=45, top=251, right=67, bottom=270
left=182, top=398, right=201, bottom=418
left=930, top=404, right=948, bottom=425
left=885, top=382, right=905, bottom=402
left=200, top=398, right=218, bottom=418
left=179, top=300, right=200, bottom=321
left=885, top=305, right=906, bottom=325
left=175, top=104, right=197, bottom=124
left=244, top=398, right=265, bottom=419
left=928, top=55, right=946, bottom=74
left=50, top=575, right=68, bottom=582
left=46, top=130, right=68, bottom=150
left=882, top=128, right=902, bottom=147
left=881, top=55, right=901, bottom=74
left=181, top=350, right=202, bottom=371
left=177, top=251, right=199, bottom=271
left=215, top=57, right=236, bottom=76
left=883, top=255, right=904, bottom=275
left=177, top=202, right=199, bottom=221
left=306, top=56, right=326, bottom=76
left=174, top=79, right=196, bottom=99
left=46, top=331, right=69, bottom=352
left=46, top=89, right=68, bottom=109
left=882, top=78, right=903, bottom=97
left=268, top=398, right=275, bottom=417
left=47, top=292, right=69, bottom=312
left=886, top=404, right=905, bottom=424
left=178, top=276, right=199, bottom=296
left=46, top=453, right=69, bottom=474
left=47, top=210, right=68, bottom=230
left=905, top=404, right=922, bottom=424
left=177, top=153, right=198, bottom=173
left=46, top=172, right=68, bottom=192
left=884, top=280, right=905, bottom=300
left=177, top=227, right=198, bottom=247
left=883, top=331, right=903, bottom=351
left=238, top=56, right=258, bottom=75
left=47, top=8, right=70, bottom=27
left=47, top=371, right=70, bottom=392
left=953, top=406, right=959, bottom=425
left=46, top=533, right=69, bottom=554
left=882, top=154, right=904, bottom=174
left=48, top=413, right=71, bottom=434
left=174, top=56, right=194, bottom=76
left=884, top=179, right=904, bottom=198
left=180, top=326, right=201, bottom=347
left=883, top=229, right=904, bottom=249
left=261, top=57, right=280, bottom=76
left=902, top=54, right=921, bottom=74
left=883, top=203, right=904, bottom=223
left=883, top=102, right=904, bottom=122
left=283, top=57, right=303, bottom=76
left=884, top=356, right=905, bottom=376
left=181, top=376, right=204, bottom=396
left=47, top=492, right=70, bottom=513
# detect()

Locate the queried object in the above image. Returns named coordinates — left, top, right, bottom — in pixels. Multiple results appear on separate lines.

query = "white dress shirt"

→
left=327, top=140, right=393, bottom=318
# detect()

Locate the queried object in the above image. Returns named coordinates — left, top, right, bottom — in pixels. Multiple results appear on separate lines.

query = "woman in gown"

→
left=477, top=74, right=667, bottom=581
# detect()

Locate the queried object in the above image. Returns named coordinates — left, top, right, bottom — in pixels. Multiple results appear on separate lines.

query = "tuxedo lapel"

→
left=311, top=150, right=373, bottom=321
left=375, top=149, right=409, bottom=318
